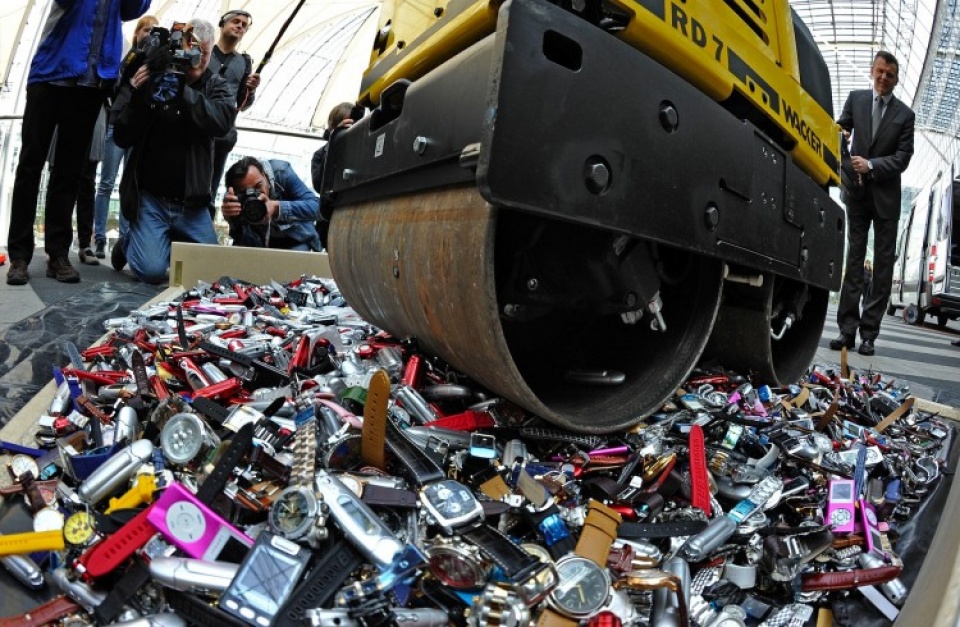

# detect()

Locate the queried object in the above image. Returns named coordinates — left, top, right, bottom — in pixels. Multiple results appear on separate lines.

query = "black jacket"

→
left=113, top=68, right=235, bottom=222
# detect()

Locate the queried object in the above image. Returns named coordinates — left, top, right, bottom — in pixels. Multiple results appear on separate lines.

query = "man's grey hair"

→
left=190, top=19, right=216, bottom=46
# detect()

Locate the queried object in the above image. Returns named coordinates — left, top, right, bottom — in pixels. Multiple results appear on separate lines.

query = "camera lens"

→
left=239, top=189, right=268, bottom=224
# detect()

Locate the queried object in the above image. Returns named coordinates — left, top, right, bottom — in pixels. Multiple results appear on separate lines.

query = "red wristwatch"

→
left=76, top=505, right=157, bottom=580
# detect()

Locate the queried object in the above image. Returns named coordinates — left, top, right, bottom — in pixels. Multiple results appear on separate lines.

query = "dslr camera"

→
left=238, top=189, right=268, bottom=224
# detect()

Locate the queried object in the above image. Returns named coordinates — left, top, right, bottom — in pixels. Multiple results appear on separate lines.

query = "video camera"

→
left=123, top=23, right=202, bottom=103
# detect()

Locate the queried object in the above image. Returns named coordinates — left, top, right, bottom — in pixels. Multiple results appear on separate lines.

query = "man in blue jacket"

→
left=5, top=0, right=151, bottom=286
left=221, top=157, right=322, bottom=251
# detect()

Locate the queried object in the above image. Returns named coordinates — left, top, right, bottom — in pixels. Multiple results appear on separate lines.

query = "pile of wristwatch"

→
left=0, top=276, right=949, bottom=627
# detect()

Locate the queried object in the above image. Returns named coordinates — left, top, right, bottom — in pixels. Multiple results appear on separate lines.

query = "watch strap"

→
left=165, top=589, right=249, bottom=627
left=79, top=505, right=156, bottom=579
left=462, top=524, right=540, bottom=581
left=361, top=484, right=419, bottom=508
left=384, top=420, right=445, bottom=487
left=479, top=472, right=512, bottom=501
left=800, top=565, right=902, bottom=592
left=689, top=425, right=711, bottom=516
left=196, top=422, right=255, bottom=504
left=274, top=541, right=364, bottom=627
left=575, top=500, right=621, bottom=566
left=873, top=397, right=914, bottom=433
left=361, top=369, right=390, bottom=470
left=618, top=519, right=708, bottom=539
left=516, top=428, right=603, bottom=449
left=93, top=558, right=151, bottom=623
left=0, top=595, right=80, bottom=627
left=292, top=416, right=318, bottom=487
left=535, top=608, right=578, bottom=627
left=191, top=396, right=232, bottom=426
left=425, top=410, right=496, bottom=431
left=0, top=529, right=65, bottom=556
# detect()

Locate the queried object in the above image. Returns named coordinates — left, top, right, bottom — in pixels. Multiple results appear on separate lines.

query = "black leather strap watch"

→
left=619, top=519, right=709, bottom=539
left=93, top=558, right=151, bottom=623
left=385, top=420, right=445, bottom=487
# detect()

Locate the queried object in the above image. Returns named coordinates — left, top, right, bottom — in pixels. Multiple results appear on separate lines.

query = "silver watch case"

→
left=267, top=485, right=327, bottom=548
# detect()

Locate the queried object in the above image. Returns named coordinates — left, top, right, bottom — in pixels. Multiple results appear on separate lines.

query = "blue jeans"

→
left=94, top=124, right=129, bottom=245
left=127, top=190, right=218, bottom=284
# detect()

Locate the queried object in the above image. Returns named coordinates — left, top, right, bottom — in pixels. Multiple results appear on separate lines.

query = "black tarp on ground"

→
left=0, top=281, right=163, bottom=427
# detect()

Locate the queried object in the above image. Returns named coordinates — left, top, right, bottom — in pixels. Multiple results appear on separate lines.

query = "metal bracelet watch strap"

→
left=361, top=369, right=390, bottom=469
left=0, top=595, right=81, bottom=627
left=196, top=421, right=254, bottom=504
left=293, top=415, right=318, bottom=487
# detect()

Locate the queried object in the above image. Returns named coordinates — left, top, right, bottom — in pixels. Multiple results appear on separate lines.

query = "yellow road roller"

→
left=320, top=0, right=846, bottom=433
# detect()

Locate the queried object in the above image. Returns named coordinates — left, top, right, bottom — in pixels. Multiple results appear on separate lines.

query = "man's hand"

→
left=851, top=155, right=871, bottom=175
left=221, top=187, right=241, bottom=219
left=246, top=72, right=261, bottom=91
left=130, top=65, right=151, bottom=90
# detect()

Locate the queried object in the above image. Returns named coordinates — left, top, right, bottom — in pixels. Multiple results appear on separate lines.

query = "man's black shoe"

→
left=95, top=241, right=106, bottom=259
left=858, top=339, right=875, bottom=356
left=111, top=239, right=127, bottom=271
left=951, top=338, right=960, bottom=347
left=829, top=334, right=856, bottom=350
left=46, top=256, right=80, bottom=283
left=6, top=259, right=30, bottom=285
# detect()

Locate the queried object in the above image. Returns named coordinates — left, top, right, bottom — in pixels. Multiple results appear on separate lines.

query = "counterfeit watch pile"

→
left=0, top=276, right=950, bottom=627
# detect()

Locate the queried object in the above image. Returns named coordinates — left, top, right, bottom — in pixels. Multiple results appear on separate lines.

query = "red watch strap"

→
left=689, top=425, right=711, bottom=516
left=425, top=410, right=496, bottom=431
left=0, top=595, right=80, bottom=627
left=78, top=505, right=156, bottom=579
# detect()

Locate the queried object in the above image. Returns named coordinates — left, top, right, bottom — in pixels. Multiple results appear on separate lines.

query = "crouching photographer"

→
left=112, top=19, right=235, bottom=284
left=221, top=157, right=322, bottom=251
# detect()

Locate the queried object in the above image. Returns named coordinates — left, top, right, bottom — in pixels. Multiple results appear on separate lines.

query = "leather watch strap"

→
left=165, top=589, right=248, bottom=627
left=575, top=499, right=621, bottom=566
left=800, top=565, right=902, bottom=591
left=361, top=369, right=390, bottom=469
left=196, top=422, right=254, bottom=504
left=688, top=425, right=711, bottom=516
left=361, top=484, right=419, bottom=508
left=93, top=558, right=151, bottom=623
left=535, top=609, right=578, bottom=627
left=78, top=505, right=156, bottom=579
left=384, top=420, right=445, bottom=487
left=874, top=397, right=914, bottom=433
left=274, top=541, right=364, bottom=627
left=0, top=595, right=81, bottom=627
left=618, top=519, right=708, bottom=539
left=479, top=472, right=512, bottom=500
left=462, top=524, right=540, bottom=580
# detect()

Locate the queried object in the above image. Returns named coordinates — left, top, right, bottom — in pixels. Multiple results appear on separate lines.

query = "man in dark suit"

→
left=830, top=51, right=915, bottom=356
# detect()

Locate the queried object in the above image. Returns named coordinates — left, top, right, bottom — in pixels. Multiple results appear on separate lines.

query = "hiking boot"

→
left=6, top=259, right=30, bottom=285
left=46, top=256, right=81, bottom=283
left=95, top=241, right=106, bottom=259
left=79, top=247, right=100, bottom=266
left=111, top=238, right=127, bottom=271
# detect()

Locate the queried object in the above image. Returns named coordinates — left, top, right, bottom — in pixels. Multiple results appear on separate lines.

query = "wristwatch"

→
left=420, top=479, right=543, bottom=587
left=268, top=415, right=327, bottom=548
left=537, top=500, right=621, bottom=627
left=64, top=509, right=101, bottom=548
left=76, top=504, right=157, bottom=579
left=196, top=422, right=255, bottom=504
left=425, top=535, right=492, bottom=589
left=472, top=581, right=532, bottom=627
left=160, top=412, right=220, bottom=466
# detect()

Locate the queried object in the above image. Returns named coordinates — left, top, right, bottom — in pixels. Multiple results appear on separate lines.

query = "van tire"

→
left=903, top=304, right=925, bottom=326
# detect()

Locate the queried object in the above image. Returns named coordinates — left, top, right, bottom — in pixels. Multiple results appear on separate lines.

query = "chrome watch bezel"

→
left=425, top=535, right=491, bottom=589
left=545, top=555, right=612, bottom=619
left=419, top=479, right=484, bottom=534
left=268, top=485, right=325, bottom=547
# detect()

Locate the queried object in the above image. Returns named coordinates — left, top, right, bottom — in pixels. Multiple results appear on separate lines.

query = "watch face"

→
left=420, top=480, right=483, bottom=531
left=550, top=556, right=610, bottom=618
left=427, top=541, right=490, bottom=589
left=268, top=487, right=318, bottom=539
left=161, top=413, right=205, bottom=464
left=33, top=506, right=65, bottom=532
left=9, top=454, right=39, bottom=479
left=64, top=511, right=97, bottom=546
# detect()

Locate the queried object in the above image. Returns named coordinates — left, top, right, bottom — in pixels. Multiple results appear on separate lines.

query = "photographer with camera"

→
left=112, top=19, right=236, bottom=284
left=221, top=157, right=322, bottom=251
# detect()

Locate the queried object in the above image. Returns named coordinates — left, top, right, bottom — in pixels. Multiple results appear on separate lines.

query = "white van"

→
left=888, top=166, right=960, bottom=326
